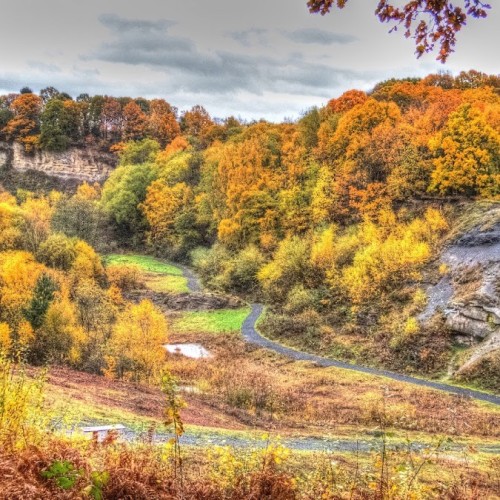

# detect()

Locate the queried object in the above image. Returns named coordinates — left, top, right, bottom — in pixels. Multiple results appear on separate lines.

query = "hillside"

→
left=0, top=72, right=499, bottom=498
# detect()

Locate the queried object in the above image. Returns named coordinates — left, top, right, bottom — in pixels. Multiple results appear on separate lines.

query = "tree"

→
left=23, top=273, right=58, bottom=329
left=258, top=236, right=313, bottom=303
left=3, top=93, right=42, bottom=151
left=100, top=97, right=123, bottom=141
left=0, top=251, right=44, bottom=330
left=33, top=297, right=82, bottom=365
left=37, top=233, right=77, bottom=271
left=39, top=99, right=78, bottom=151
left=100, top=162, right=158, bottom=238
left=118, top=138, right=160, bottom=166
left=307, top=0, right=491, bottom=62
left=327, top=89, right=367, bottom=114
left=40, top=87, right=60, bottom=104
left=429, top=104, right=500, bottom=196
left=143, top=181, right=200, bottom=258
left=18, top=197, right=54, bottom=253
left=148, top=99, right=180, bottom=147
left=123, top=101, right=147, bottom=141
left=52, top=187, right=109, bottom=250
left=180, top=105, right=214, bottom=147
left=108, top=300, right=167, bottom=381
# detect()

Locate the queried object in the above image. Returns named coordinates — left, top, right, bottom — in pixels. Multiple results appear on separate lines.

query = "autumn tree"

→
left=180, top=105, right=214, bottom=147
left=3, top=93, right=42, bottom=151
left=429, top=104, right=500, bottom=196
left=0, top=195, right=22, bottom=251
left=100, top=97, right=123, bottom=142
left=37, top=233, right=77, bottom=271
left=33, top=296, right=83, bottom=365
left=123, top=101, right=148, bottom=141
left=327, top=89, right=367, bottom=114
left=307, top=0, right=491, bottom=61
left=142, top=181, right=200, bottom=258
left=118, top=138, right=160, bottom=166
left=18, top=196, right=54, bottom=253
left=258, top=236, right=313, bottom=303
left=52, top=184, right=109, bottom=250
left=0, top=251, right=44, bottom=330
left=148, top=99, right=180, bottom=147
left=108, top=300, right=167, bottom=381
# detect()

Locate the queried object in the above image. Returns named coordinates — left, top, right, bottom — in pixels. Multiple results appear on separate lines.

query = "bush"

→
left=0, top=354, right=47, bottom=450
left=106, top=264, right=142, bottom=292
left=37, top=233, right=77, bottom=270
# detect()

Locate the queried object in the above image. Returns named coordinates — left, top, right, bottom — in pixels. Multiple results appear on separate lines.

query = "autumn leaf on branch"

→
left=307, top=0, right=491, bottom=62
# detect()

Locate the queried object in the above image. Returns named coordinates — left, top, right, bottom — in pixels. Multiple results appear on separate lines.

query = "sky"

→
left=0, top=0, right=498, bottom=121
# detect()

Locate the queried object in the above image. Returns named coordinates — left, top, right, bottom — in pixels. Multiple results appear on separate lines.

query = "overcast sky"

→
left=0, top=0, right=498, bottom=121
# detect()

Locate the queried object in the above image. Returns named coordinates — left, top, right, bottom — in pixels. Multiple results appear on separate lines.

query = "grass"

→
left=105, top=254, right=184, bottom=276
left=145, top=274, right=189, bottom=293
left=105, top=253, right=189, bottom=293
left=171, top=308, right=251, bottom=335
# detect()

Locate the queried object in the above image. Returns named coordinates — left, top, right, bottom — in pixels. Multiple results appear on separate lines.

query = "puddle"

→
left=164, top=343, right=212, bottom=359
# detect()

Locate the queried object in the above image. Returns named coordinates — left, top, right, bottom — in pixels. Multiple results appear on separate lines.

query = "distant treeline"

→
left=0, top=70, right=498, bottom=155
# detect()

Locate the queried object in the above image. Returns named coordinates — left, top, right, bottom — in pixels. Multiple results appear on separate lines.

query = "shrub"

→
left=37, top=233, right=77, bottom=270
left=106, top=264, right=142, bottom=292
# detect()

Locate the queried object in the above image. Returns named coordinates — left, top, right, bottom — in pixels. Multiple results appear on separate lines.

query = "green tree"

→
left=23, top=273, right=58, bottom=330
left=39, top=99, right=70, bottom=151
left=100, top=162, right=157, bottom=239
left=118, top=139, right=160, bottom=166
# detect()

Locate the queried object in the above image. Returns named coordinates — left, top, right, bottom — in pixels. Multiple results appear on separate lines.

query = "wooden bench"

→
left=81, top=424, right=126, bottom=442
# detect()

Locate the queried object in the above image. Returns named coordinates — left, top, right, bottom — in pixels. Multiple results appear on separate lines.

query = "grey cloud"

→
left=28, top=61, right=61, bottom=73
left=229, top=28, right=269, bottom=47
left=99, top=14, right=175, bottom=34
left=91, top=15, right=365, bottom=96
left=285, top=28, right=356, bottom=45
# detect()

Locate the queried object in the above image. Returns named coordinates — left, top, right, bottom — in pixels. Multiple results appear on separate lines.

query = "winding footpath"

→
left=242, top=304, right=500, bottom=407
left=179, top=265, right=500, bottom=406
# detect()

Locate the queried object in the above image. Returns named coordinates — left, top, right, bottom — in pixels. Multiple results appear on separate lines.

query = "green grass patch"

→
left=172, top=307, right=250, bottom=334
left=105, top=254, right=189, bottom=293
left=105, top=254, right=184, bottom=276
left=145, top=274, right=189, bottom=294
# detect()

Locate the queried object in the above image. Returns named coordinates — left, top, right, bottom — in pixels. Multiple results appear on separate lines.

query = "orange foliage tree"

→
left=3, top=93, right=42, bottom=151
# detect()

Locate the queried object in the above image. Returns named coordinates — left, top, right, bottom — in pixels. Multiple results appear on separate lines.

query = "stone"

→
left=445, top=311, right=496, bottom=340
left=2, top=141, right=115, bottom=182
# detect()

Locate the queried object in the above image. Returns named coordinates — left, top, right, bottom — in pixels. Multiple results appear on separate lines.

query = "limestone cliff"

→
left=0, top=141, right=115, bottom=182
left=420, top=203, right=500, bottom=376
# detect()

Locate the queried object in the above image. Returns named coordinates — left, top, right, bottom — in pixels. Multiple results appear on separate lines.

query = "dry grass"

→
left=1, top=435, right=500, bottom=499
left=166, top=331, right=500, bottom=440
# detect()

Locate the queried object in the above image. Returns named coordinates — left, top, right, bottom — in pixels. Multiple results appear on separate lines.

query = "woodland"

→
left=0, top=69, right=499, bottom=498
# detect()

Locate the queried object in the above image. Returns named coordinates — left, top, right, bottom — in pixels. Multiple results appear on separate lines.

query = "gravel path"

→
left=90, top=428, right=500, bottom=454
left=177, top=263, right=202, bottom=292
left=242, top=304, right=500, bottom=407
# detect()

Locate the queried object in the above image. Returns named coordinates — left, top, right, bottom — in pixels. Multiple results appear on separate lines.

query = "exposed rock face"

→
left=443, top=236, right=500, bottom=341
left=420, top=205, right=500, bottom=374
left=0, top=142, right=13, bottom=168
left=0, top=141, right=115, bottom=182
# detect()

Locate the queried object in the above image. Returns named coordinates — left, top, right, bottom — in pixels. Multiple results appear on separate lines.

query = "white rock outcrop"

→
left=0, top=141, right=115, bottom=182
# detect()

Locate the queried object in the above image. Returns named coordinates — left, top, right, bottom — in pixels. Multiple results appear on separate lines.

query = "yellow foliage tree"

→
left=108, top=300, right=168, bottom=381
left=429, top=104, right=500, bottom=197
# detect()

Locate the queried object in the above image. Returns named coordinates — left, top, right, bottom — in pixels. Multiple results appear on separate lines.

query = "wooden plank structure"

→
left=81, top=424, right=126, bottom=442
